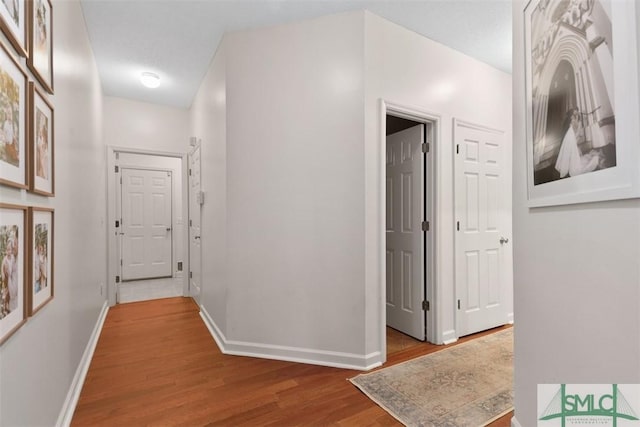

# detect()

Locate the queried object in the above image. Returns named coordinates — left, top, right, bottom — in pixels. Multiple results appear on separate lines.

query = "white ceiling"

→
left=80, top=0, right=512, bottom=109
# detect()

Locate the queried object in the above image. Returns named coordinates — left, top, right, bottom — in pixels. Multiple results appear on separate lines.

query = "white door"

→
left=386, top=124, right=425, bottom=340
left=121, top=168, right=173, bottom=281
left=454, top=120, right=510, bottom=337
left=188, top=145, right=202, bottom=301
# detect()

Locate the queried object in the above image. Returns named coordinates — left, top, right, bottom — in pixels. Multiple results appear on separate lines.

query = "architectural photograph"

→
left=1, top=1, right=639, bottom=427
left=529, top=0, right=615, bottom=185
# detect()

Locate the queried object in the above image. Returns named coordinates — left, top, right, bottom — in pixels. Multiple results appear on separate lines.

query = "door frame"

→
left=187, top=142, right=202, bottom=306
left=380, top=100, right=439, bottom=351
left=106, top=146, right=189, bottom=306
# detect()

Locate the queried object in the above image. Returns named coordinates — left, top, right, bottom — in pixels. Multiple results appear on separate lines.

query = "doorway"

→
left=106, top=148, right=189, bottom=306
left=383, top=101, right=437, bottom=347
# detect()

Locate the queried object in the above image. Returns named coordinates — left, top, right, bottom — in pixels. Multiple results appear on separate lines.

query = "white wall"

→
left=512, top=1, right=640, bottom=426
left=189, top=42, right=227, bottom=331
left=191, top=12, right=371, bottom=367
left=364, top=12, right=513, bottom=349
left=103, top=96, right=189, bottom=153
left=224, top=11, right=367, bottom=361
left=0, top=1, right=106, bottom=425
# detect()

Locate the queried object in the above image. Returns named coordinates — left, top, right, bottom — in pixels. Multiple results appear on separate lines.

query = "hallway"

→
left=71, top=298, right=511, bottom=426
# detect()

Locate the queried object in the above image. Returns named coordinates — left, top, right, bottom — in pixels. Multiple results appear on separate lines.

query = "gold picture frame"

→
left=0, top=39, right=28, bottom=189
left=0, top=0, right=27, bottom=57
left=27, top=206, right=52, bottom=315
left=28, top=81, right=53, bottom=195
left=0, top=203, right=27, bottom=345
left=27, top=0, right=52, bottom=93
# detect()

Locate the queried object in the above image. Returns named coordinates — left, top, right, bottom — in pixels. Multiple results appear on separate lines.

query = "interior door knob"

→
left=500, top=237, right=509, bottom=245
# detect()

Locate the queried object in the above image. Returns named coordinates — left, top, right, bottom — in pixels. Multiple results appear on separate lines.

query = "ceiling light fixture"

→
left=140, top=72, right=160, bottom=89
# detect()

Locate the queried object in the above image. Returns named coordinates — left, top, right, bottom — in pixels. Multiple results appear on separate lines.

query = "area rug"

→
left=350, top=328, right=513, bottom=427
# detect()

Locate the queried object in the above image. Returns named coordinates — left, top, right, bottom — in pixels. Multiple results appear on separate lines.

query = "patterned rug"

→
left=350, top=328, right=513, bottom=427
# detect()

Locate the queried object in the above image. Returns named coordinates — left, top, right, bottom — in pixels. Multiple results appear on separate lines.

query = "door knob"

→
left=194, top=236, right=201, bottom=240
left=166, top=227, right=171, bottom=232
left=500, top=237, right=509, bottom=245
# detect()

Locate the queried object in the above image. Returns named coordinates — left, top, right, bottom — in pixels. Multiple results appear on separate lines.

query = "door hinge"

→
left=120, top=259, right=123, bottom=266
left=422, top=300, right=430, bottom=311
left=115, top=276, right=120, bottom=283
left=189, top=271, right=193, bottom=279
left=456, top=221, right=460, bottom=231
left=115, top=220, right=119, bottom=228
left=115, top=165, right=119, bottom=173
left=456, top=144, right=459, bottom=154
left=457, top=299, right=461, bottom=310
left=421, top=142, right=430, bottom=153
left=189, top=169, right=192, bottom=176
left=421, top=221, right=430, bottom=232
left=189, top=219, right=192, bottom=226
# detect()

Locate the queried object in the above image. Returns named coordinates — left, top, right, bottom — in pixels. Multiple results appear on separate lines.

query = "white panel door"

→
left=121, top=168, right=173, bottom=281
left=454, top=120, right=510, bottom=337
left=386, top=124, right=425, bottom=340
left=188, top=145, right=202, bottom=301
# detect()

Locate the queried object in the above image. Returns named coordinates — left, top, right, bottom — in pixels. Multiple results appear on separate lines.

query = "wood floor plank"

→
left=71, top=297, right=513, bottom=426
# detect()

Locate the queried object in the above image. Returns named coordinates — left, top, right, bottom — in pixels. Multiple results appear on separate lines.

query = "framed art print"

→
left=524, top=0, right=640, bottom=207
left=27, top=0, right=51, bottom=93
left=0, top=203, right=26, bottom=345
left=0, top=0, right=27, bottom=57
left=0, top=40, right=27, bottom=189
left=28, top=82, right=52, bottom=195
left=28, top=206, right=52, bottom=315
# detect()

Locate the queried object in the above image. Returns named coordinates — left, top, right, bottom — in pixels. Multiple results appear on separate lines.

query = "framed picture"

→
left=27, top=0, right=51, bottom=94
left=0, top=203, right=26, bottom=345
left=27, top=206, right=52, bottom=315
left=524, top=0, right=640, bottom=207
left=0, top=40, right=27, bottom=189
left=0, top=0, right=27, bottom=57
left=28, top=82, right=52, bottom=195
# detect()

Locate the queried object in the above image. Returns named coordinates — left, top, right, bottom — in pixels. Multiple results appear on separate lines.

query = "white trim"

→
left=380, top=99, right=441, bottom=347
left=510, top=416, right=522, bottom=427
left=106, top=145, right=189, bottom=306
left=442, top=329, right=458, bottom=345
left=56, top=301, right=109, bottom=427
left=200, top=306, right=382, bottom=371
left=507, top=312, right=514, bottom=324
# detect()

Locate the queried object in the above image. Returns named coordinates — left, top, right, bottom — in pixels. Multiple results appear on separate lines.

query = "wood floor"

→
left=72, top=297, right=512, bottom=426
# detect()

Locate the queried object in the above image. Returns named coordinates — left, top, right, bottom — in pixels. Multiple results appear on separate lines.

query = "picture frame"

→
left=0, top=203, right=26, bottom=345
left=28, top=81, right=52, bottom=195
left=524, top=0, right=640, bottom=207
left=27, top=206, right=52, bottom=315
left=0, top=39, right=27, bottom=189
left=0, top=0, right=27, bottom=57
left=27, top=0, right=51, bottom=94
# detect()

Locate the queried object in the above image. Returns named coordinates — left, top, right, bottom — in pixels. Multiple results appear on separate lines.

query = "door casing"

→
left=106, top=146, right=189, bottom=306
left=380, top=100, right=438, bottom=357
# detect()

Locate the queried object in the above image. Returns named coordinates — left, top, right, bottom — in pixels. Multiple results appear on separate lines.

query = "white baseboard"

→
left=511, top=415, right=522, bottom=427
left=442, top=329, right=458, bottom=345
left=56, top=301, right=109, bottom=427
left=507, top=312, right=514, bottom=324
left=199, top=305, right=382, bottom=371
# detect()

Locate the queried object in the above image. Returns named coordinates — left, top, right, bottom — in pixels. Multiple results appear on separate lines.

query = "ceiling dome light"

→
left=140, top=72, right=160, bottom=88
